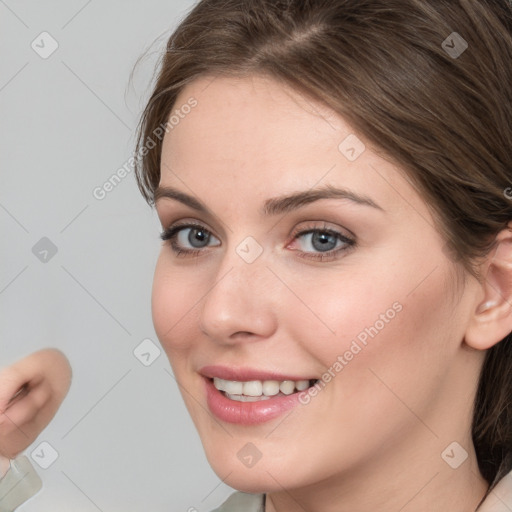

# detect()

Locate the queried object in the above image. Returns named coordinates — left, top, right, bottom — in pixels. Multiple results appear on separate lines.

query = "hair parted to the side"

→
left=135, top=0, right=512, bottom=497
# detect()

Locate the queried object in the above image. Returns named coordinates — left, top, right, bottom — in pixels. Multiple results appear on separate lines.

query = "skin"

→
left=152, top=74, right=512, bottom=512
left=0, top=349, right=72, bottom=476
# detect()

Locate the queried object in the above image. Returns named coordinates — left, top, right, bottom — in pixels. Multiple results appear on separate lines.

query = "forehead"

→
left=159, top=74, right=429, bottom=222
left=167, top=74, right=344, bottom=164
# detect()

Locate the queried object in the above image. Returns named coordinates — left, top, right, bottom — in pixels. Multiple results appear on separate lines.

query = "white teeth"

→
left=243, top=380, right=263, bottom=396
left=223, top=380, right=243, bottom=395
left=279, top=380, right=295, bottom=395
left=213, top=377, right=315, bottom=398
left=225, top=393, right=271, bottom=402
left=213, top=377, right=223, bottom=391
left=295, top=380, right=310, bottom=391
left=262, top=380, right=280, bottom=396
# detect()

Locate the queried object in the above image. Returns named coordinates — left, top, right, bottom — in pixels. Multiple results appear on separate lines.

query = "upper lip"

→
left=199, top=365, right=316, bottom=382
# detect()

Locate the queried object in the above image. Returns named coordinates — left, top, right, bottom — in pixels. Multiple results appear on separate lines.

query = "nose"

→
left=198, top=246, right=279, bottom=344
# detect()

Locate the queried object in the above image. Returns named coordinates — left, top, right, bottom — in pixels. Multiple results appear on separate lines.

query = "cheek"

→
left=281, top=264, right=406, bottom=364
left=284, top=258, right=456, bottom=402
left=151, top=254, right=202, bottom=354
left=265, top=264, right=457, bottom=474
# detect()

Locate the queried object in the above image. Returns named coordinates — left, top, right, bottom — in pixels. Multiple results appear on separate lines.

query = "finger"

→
left=0, top=348, right=72, bottom=413
left=0, top=379, right=53, bottom=458
left=6, top=382, right=29, bottom=407
left=0, top=367, right=33, bottom=414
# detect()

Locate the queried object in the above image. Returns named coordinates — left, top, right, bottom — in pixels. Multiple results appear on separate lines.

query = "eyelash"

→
left=159, top=222, right=356, bottom=262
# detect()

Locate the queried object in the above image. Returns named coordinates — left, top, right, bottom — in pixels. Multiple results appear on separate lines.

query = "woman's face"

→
left=152, top=74, right=483, bottom=493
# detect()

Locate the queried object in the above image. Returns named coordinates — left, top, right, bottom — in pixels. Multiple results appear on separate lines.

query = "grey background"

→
left=0, top=1, right=234, bottom=510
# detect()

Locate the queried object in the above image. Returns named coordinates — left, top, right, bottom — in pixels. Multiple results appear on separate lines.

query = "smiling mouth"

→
left=211, top=377, right=319, bottom=402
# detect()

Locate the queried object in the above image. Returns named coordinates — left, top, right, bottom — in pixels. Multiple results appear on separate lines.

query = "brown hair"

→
left=134, top=0, right=512, bottom=499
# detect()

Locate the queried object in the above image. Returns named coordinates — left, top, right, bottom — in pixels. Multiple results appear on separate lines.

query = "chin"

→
left=203, top=442, right=312, bottom=495
left=212, top=465, right=279, bottom=495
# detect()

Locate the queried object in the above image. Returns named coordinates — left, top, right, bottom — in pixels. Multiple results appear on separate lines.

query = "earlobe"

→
left=465, top=222, right=512, bottom=351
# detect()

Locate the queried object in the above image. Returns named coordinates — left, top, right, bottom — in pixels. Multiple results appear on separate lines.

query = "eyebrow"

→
left=154, top=183, right=383, bottom=216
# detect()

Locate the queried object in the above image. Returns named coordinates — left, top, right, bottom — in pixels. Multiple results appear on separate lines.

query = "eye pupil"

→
left=312, top=231, right=337, bottom=252
left=189, top=228, right=209, bottom=247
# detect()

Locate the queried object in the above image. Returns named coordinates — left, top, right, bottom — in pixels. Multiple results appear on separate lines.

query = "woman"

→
left=135, top=0, right=512, bottom=510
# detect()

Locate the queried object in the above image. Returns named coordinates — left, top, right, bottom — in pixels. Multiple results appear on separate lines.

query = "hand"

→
left=0, top=349, right=72, bottom=461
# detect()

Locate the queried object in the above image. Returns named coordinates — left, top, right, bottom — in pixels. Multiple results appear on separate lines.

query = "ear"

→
left=0, top=349, right=72, bottom=459
left=465, top=222, right=512, bottom=350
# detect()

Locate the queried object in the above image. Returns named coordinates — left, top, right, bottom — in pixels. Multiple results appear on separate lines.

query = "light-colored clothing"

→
left=211, top=469, right=512, bottom=511
left=210, top=491, right=264, bottom=511
left=479, top=470, right=512, bottom=512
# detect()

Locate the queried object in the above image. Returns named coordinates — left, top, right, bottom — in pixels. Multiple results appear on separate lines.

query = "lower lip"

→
left=204, top=377, right=306, bottom=425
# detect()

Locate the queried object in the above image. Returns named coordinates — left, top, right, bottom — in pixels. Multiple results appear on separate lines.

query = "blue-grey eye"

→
left=177, top=227, right=215, bottom=248
left=298, top=230, right=344, bottom=253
